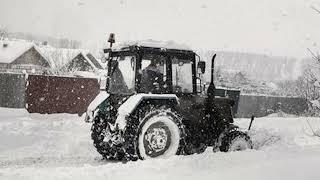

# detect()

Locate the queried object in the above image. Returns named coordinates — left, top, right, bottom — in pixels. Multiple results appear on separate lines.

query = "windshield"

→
left=108, top=56, right=136, bottom=94
left=172, top=57, right=193, bottom=93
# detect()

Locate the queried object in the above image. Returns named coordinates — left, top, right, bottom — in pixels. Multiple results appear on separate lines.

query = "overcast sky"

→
left=1, top=0, right=320, bottom=58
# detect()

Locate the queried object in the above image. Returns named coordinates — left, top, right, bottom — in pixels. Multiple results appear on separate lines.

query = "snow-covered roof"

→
left=73, top=71, right=100, bottom=78
left=81, top=52, right=100, bottom=70
left=95, top=58, right=107, bottom=69
left=115, top=39, right=192, bottom=51
left=37, top=46, right=83, bottom=69
left=37, top=46, right=103, bottom=70
left=86, top=53, right=103, bottom=69
left=0, top=39, right=104, bottom=71
left=0, top=39, right=34, bottom=63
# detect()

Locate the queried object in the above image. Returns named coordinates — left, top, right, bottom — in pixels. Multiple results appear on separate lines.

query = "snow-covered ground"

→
left=0, top=107, right=320, bottom=180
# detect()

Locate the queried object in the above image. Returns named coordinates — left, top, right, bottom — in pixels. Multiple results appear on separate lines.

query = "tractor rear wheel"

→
left=133, top=106, right=185, bottom=160
left=91, top=115, right=125, bottom=160
left=219, top=131, right=253, bottom=152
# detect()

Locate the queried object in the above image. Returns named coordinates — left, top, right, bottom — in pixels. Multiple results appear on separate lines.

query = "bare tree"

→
left=297, top=5, right=320, bottom=118
left=276, top=80, right=301, bottom=97
left=311, top=5, right=320, bottom=15
left=0, top=26, right=8, bottom=40
left=305, top=119, right=320, bottom=137
left=58, top=38, right=81, bottom=49
left=295, top=66, right=320, bottom=100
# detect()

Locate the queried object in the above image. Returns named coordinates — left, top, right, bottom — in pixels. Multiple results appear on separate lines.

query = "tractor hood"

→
left=85, top=91, right=110, bottom=122
left=85, top=92, right=179, bottom=125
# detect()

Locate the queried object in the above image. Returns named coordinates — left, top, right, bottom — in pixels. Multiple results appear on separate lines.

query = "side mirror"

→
left=197, top=61, right=206, bottom=74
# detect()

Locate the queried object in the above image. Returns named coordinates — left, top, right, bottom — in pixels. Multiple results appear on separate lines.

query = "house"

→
left=63, top=52, right=104, bottom=73
left=38, top=46, right=105, bottom=77
left=0, top=39, right=51, bottom=74
left=0, top=39, right=105, bottom=77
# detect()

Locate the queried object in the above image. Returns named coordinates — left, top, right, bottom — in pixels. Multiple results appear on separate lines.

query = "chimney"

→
left=42, top=41, right=48, bottom=46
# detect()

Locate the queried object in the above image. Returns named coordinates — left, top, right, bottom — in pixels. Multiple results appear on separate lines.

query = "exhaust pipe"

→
left=207, top=54, right=216, bottom=98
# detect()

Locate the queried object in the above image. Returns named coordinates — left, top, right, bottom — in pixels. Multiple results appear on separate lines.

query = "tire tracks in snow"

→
left=0, top=156, right=110, bottom=168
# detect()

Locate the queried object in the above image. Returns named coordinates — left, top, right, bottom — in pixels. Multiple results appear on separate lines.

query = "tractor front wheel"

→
left=91, top=115, right=125, bottom=160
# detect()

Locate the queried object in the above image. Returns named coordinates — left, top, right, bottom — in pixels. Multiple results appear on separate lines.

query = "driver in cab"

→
left=140, top=59, right=165, bottom=93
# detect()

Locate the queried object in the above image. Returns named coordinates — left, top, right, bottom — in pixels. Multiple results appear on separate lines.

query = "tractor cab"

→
left=104, top=45, right=203, bottom=95
left=103, top=43, right=234, bottom=124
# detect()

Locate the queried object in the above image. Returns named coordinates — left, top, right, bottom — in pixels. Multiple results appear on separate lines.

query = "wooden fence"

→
left=235, top=94, right=308, bottom=118
left=0, top=73, right=26, bottom=108
left=25, top=75, right=100, bottom=115
left=0, top=73, right=309, bottom=117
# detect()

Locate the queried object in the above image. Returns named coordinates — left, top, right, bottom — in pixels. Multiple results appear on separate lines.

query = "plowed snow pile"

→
left=0, top=108, right=320, bottom=180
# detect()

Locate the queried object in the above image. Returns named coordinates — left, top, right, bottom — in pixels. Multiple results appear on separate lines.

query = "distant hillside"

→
left=198, top=50, right=310, bottom=82
left=6, top=32, right=82, bottom=49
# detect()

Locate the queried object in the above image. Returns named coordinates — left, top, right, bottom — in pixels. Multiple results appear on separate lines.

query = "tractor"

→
left=85, top=35, right=252, bottom=161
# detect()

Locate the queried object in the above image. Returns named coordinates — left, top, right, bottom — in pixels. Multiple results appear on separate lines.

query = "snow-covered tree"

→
left=276, top=80, right=301, bottom=97
left=289, top=5, right=320, bottom=115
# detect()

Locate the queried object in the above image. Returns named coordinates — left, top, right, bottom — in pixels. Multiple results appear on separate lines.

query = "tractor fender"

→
left=115, top=93, right=179, bottom=130
left=85, top=91, right=110, bottom=122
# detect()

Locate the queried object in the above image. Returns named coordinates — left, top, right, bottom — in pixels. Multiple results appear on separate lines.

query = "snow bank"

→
left=0, top=108, right=99, bottom=167
left=235, top=117, right=320, bottom=149
left=265, top=111, right=298, bottom=118
left=2, top=144, right=320, bottom=180
left=1, top=108, right=320, bottom=180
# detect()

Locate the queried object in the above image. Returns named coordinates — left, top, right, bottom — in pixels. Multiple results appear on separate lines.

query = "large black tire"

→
left=125, top=105, right=186, bottom=160
left=91, top=114, right=125, bottom=160
left=219, top=131, right=253, bottom=152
